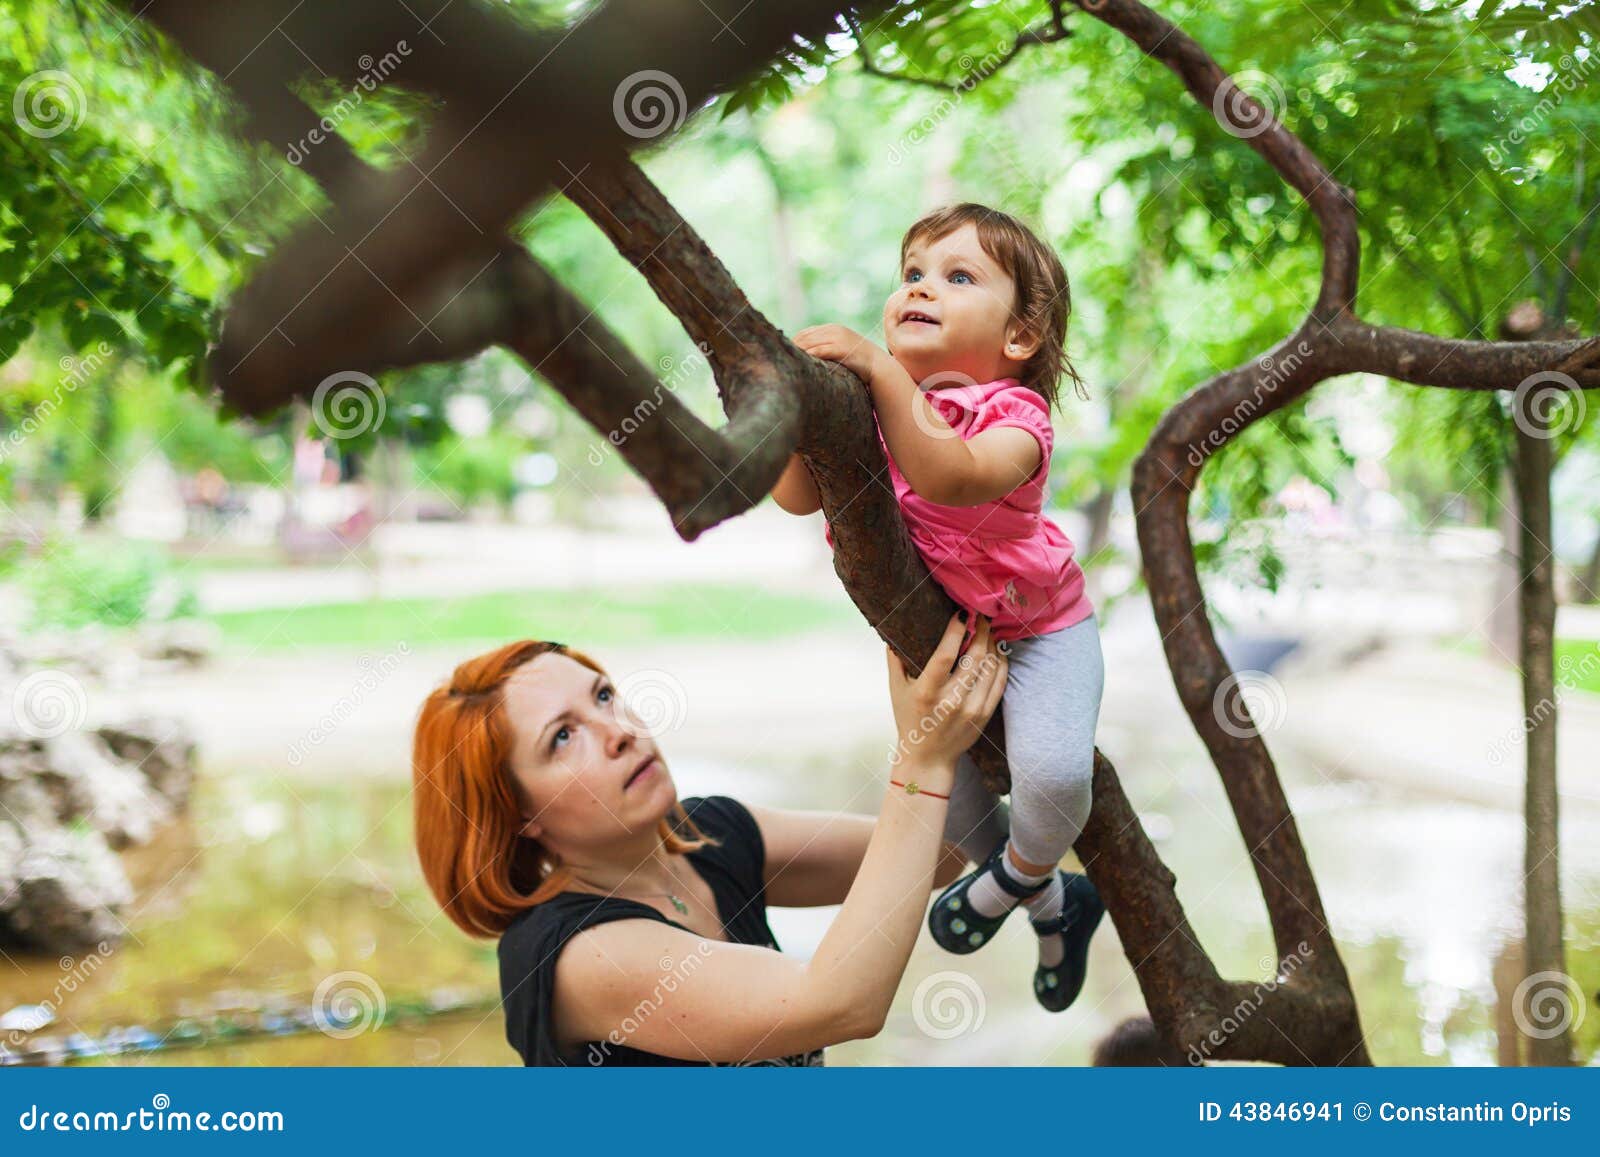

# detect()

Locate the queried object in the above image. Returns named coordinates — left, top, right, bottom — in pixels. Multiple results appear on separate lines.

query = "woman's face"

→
left=501, top=653, right=675, bottom=854
left=882, top=221, right=1025, bottom=387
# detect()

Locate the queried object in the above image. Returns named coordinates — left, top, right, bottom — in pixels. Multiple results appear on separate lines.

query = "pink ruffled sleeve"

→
left=971, top=383, right=1054, bottom=482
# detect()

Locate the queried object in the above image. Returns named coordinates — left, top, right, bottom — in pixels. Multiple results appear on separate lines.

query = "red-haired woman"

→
left=412, top=611, right=1008, bottom=1066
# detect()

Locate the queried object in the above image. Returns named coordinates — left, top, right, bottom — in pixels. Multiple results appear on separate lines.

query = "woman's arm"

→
left=743, top=803, right=971, bottom=906
left=769, top=453, right=822, bottom=515
left=550, top=614, right=1006, bottom=1062
left=793, top=324, right=1041, bottom=507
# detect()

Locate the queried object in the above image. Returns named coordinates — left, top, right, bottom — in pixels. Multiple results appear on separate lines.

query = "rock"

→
left=0, top=828, right=132, bottom=953
left=96, top=717, right=197, bottom=809
left=134, top=619, right=220, bottom=666
left=40, top=732, right=170, bottom=849
left=0, top=1004, right=54, bottom=1033
left=0, top=821, right=20, bottom=909
left=0, top=612, right=200, bottom=954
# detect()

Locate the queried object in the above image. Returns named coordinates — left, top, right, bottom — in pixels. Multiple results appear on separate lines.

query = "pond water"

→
left=2, top=728, right=1596, bottom=1067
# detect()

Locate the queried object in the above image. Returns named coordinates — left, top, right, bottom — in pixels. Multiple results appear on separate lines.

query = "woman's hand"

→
left=885, top=612, right=1008, bottom=771
left=794, top=324, right=883, bottom=385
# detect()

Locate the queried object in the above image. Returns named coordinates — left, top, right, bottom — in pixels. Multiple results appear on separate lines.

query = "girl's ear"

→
left=1004, top=319, right=1043, bottom=362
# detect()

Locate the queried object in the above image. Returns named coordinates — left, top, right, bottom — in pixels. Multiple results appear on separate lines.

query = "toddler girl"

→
left=771, top=203, right=1106, bottom=1012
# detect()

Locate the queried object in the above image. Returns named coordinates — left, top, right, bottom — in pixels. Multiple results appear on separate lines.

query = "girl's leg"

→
left=963, top=614, right=1104, bottom=924
left=1000, top=613, right=1105, bottom=868
left=940, top=752, right=1011, bottom=863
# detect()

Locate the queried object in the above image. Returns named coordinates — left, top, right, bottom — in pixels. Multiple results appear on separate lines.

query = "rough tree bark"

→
left=128, top=0, right=1600, bottom=1065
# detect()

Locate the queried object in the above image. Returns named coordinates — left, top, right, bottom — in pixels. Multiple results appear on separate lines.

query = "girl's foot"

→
left=1028, top=871, right=1105, bottom=1012
left=928, top=838, right=1051, bottom=954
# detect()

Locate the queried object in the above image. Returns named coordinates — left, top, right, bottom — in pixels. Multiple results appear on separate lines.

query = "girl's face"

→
left=883, top=222, right=1032, bottom=386
left=501, top=653, right=675, bottom=856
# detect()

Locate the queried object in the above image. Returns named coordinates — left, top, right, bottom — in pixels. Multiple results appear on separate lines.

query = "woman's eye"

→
left=551, top=725, right=571, bottom=750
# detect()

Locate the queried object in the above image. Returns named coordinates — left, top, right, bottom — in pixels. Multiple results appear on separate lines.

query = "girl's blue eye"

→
left=905, top=270, right=922, bottom=283
left=552, top=725, right=571, bottom=750
left=950, top=270, right=973, bottom=284
left=598, top=686, right=614, bottom=704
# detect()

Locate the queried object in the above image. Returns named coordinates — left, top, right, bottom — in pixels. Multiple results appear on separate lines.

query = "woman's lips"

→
left=624, top=758, right=659, bottom=790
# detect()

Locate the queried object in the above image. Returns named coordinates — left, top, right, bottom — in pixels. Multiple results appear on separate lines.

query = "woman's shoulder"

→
left=498, top=891, right=659, bottom=967
left=678, top=794, right=762, bottom=848
left=497, top=892, right=672, bottom=1065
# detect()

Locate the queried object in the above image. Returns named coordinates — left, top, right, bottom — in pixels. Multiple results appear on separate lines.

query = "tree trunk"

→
left=1511, top=376, right=1572, bottom=1068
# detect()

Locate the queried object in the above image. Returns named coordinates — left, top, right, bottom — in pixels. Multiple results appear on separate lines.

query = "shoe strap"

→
left=988, top=847, right=1052, bottom=900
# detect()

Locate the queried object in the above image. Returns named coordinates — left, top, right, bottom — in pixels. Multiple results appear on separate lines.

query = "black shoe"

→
left=1029, top=870, right=1105, bottom=1012
left=928, top=838, right=1051, bottom=955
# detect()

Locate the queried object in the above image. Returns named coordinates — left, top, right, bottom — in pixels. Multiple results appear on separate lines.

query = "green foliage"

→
left=411, top=430, right=524, bottom=511
left=24, top=535, right=198, bottom=628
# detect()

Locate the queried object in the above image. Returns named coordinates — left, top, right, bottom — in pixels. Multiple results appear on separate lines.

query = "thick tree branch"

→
left=130, top=0, right=855, bottom=414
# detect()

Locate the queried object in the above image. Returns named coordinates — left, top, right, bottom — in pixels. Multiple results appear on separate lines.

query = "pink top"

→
left=827, top=377, right=1093, bottom=642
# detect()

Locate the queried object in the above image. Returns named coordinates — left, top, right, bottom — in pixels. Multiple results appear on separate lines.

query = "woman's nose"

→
left=601, top=711, right=635, bottom=756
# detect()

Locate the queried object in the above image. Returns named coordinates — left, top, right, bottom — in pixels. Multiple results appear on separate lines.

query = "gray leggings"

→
left=941, top=612, right=1104, bottom=868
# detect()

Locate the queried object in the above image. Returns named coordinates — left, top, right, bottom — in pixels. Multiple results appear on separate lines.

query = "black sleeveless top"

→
left=497, top=795, right=827, bottom=1067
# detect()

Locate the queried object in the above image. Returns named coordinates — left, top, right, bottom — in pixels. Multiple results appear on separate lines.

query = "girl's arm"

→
left=770, top=453, right=822, bottom=515
left=550, top=613, right=1007, bottom=1061
left=743, top=803, right=972, bottom=906
left=793, top=324, right=1041, bottom=508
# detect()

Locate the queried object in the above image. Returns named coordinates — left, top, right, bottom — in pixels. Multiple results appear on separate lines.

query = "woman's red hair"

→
left=412, top=640, right=714, bottom=938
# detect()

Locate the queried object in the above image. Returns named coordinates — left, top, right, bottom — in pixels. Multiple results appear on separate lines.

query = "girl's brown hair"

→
left=412, top=640, right=715, bottom=938
left=901, top=203, right=1087, bottom=408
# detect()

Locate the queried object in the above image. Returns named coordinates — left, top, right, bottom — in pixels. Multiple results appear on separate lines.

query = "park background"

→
left=0, top=0, right=1597, bottom=1066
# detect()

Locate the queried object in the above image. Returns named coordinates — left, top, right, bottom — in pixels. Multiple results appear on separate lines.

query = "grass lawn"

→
left=1557, top=638, right=1600, bottom=694
left=1443, top=635, right=1600, bottom=695
left=205, top=582, right=856, bottom=650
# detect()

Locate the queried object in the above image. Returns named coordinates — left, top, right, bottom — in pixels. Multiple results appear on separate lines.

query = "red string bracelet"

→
left=889, top=779, right=949, bottom=799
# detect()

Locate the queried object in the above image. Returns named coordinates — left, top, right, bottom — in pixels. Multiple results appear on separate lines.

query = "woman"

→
left=412, top=611, right=1007, bottom=1066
